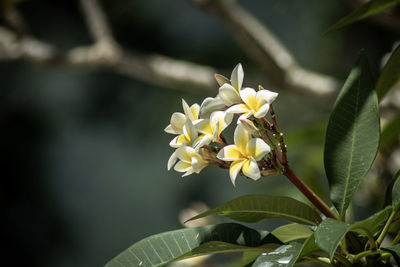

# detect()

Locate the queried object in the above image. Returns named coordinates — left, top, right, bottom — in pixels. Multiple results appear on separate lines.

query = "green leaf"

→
left=377, top=45, right=400, bottom=101
left=315, top=219, right=349, bottom=260
left=298, top=233, right=319, bottom=259
left=252, top=242, right=303, bottom=267
left=242, top=251, right=264, bottom=266
left=326, top=0, right=400, bottom=33
left=351, top=206, right=392, bottom=235
left=324, top=51, right=380, bottom=219
left=187, top=195, right=322, bottom=226
left=382, top=244, right=400, bottom=265
left=392, top=169, right=400, bottom=209
left=272, top=223, right=313, bottom=243
left=380, top=112, right=400, bottom=150
left=105, top=223, right=277, bottom=267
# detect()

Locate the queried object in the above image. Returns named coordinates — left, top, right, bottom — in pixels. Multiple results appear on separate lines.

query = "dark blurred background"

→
left=1, top=0, right=399, bottom=266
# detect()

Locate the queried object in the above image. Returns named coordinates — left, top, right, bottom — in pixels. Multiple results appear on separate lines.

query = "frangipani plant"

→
left=106, top=51, right=400, bottom=266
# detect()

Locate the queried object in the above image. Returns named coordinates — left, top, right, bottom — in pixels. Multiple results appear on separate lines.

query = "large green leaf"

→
left=315, top=219, right=349, bottom=260
left=392, top=169, right=400, bottom=209
left=382, top=244, right=400, bottom=265
left=314, top=210, right=391, bottom=260
left=326, top=0, right=399, bottom=33
left=324, top=51, right=380, bottom=219
left=377, top=45, right=400, bottom=101
left=271, top=223, right=313, bottom=243
left=298, top=233, right=319, bottom=259
left=105, top=223, right=278, bottom=267
left=252, top=242, right=303, bottom=267
left=380, top=113, right=400, bottom=150
left=187, top=195, right=322, bottom=226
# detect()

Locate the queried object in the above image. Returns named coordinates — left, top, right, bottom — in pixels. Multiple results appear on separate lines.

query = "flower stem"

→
left=283, top=165, right=338, bottom=220
left=392, top=231, right=400, bottom=245
left=377, top=206, right=398, bottom=246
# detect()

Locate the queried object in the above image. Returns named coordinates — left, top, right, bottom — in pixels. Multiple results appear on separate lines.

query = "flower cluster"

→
left=165, top=63, right=285, bottom=185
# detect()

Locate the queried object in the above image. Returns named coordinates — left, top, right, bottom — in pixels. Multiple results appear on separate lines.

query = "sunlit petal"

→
left=174, top=160, right=192, bottom=173
left=176, top=146, right=195, bottom=163
left=193, top=134, right=213, bottom=149
left=256, top=89, right=278, bottom=104
left=234, top=123, right=251, bottom=154
left=217, top=145, right=242, bottom=161
left=230, top=63, right=244, bottom=91
left=167, top=150, right=178, bottom=170
left=191, top=156, right=207, bottom=173
left=246, top=138, right=270, bottom=161
left=229, top=159, right=245, bottom=186
left=182, top=99, right=195, bottom=121
left=253, top=103, right=270, bottom=118
left=195, top=119, right=213, bottom=135
left=169, top=134, right=187, bottom=148
left=210, top=111, right=232, bottom=136
left=182, top=169, right=194, bottom=177
left=170, top=112, right=186, bottom=132
left=242, top=157, right=261, bottom=180
left=226, top=104, right=249, bottom=115
left=199, top=95, right=226, bottom=118
left=219, top=83, right=241, bottom=106
left=239, top=87, right=257, bottom=108
left=183, top=120, right=198, bottom=144
left=215, top=73, right=230, bottom=86
left=190, top=103, right=200, bottom=121
left=164, top=124, right=180, bottom=134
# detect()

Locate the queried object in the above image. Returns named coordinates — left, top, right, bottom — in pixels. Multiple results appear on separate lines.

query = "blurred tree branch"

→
left=0, top=0, right=341, bottom=102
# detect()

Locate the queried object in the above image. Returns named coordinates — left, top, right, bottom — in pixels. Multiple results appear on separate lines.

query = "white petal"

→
left=191, top=156, right=207, bottom=173
left=212, top=122, right=220, bottom=141
left=174, top=160, right=192, bottom=173
left=242, top=157, right=261, bottom=180
left=253, top=103, right=270, bottom=118
left=170, top=112, right=186, bottom=132
left=234, top=123, right=251, bottom=155
left=182, top=99, right=195, bottom=121
left=230, top=63, right=244, bottom=91
left=167, top=150, right=178, bottom=170
left=239, top=87, right=257, bottom=108
left=193, top=134, right=213, bottom=149
left=219, top=83, right=241, bottom=106
left=183, top=120, right=198, bottom=144
left=176, top=146, right=195, bottom=163
left=215, top=73, right=230, bottom=86
left=169, top=135, right=187, bottom=148
left=209, top=111, right=233, bottom=136
left=229, top=159, right=245, bottom=186
left=164, top=124, right=180, bottom=134
left=190, top=103, right=200, bottom=120
left=195, top=119, right=213, bottom=135
left=217, top=145, right=242, bottom=161
left=199, top=95, right=226, bottom=119
left=246, top=138, right=270, bottom=161
left=256, top=89, right=278, bottom=104
left=239, top=118, right=259, bottom=135
left=226, top=104, right=249, bottom=115
left=182, top=169, right=194, bottom=177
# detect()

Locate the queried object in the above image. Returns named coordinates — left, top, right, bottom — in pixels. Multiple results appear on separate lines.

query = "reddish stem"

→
left=283, top=165, right=338, bottom=220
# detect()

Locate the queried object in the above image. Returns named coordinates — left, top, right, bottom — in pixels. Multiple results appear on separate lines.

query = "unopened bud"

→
left=214, top=74, right=230, bottom=86
left=239, top=118, right=259, bottom=135
left=258, top=85, right=264, bottom=90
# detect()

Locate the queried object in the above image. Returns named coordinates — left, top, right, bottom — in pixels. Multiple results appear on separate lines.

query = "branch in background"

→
left=0, top=0, right=340, bottom=102
left=192, top=0, right=340, bottom=103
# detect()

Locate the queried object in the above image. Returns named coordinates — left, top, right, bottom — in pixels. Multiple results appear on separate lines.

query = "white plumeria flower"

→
left=226, top=87, right=278, bottom=120
left=173, top=146, right=208, bottom=177
left=165, top=99, right=200, bottom=134
left=217, top=124, right=270, bottom=185
left=168, top=120, right=200, bottom=170
left=199, top=95, right=226, bottom=119
left=195, top=111, right=233, bottom=147
left=218, top=63, right=244, bottom=106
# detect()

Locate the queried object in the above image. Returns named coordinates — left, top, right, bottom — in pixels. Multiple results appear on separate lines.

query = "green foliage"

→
left=377, top=45, right=400, bottom=101
left=252, top=242, right=303, bottom=267
left=324, top=51, right=380, bottom=219
left=187, top=195, right=322, bottom=226
left=315, top=218, right=349, bottom=260
left=105, top=223, right=278, bottom=267
left=271, top=223, right=313, bottom=243
left=383, top=244, right=400, bottom=265
left=380, top=113, right=400, bottom=149
left=392, top=169, right=400, bottom=209
left=326, top=0, right=400, bottom=33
